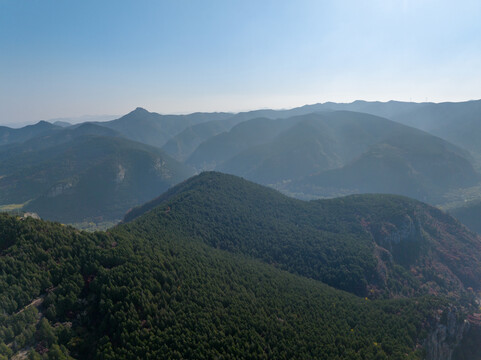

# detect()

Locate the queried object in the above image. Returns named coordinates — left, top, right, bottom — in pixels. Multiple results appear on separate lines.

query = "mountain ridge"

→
left=123, top=172, right=481, bottom=299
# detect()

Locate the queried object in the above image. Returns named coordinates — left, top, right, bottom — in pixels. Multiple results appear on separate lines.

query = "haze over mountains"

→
left=96, top=107, right=233, bottom=149
left=213, top=111, right=479, bottom=203
left=2, top=100, right=481, bottom=358
left=1, top=100, right=481, bottom=229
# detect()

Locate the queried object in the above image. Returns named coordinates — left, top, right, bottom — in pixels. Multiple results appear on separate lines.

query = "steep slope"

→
left=0, top=202, right=469, bottom=359
left=0, top=131, right=193, bottom=223
left=124, top=172, right=481, bottom=300
left=98, top=107, right=232, bottom=148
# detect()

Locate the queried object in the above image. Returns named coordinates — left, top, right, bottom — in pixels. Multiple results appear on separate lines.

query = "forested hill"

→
left=0, top=210, right=467, bottom=359
left=1, top=171, right=481, bottom=358
left=124, top=172, right=481, bottom=299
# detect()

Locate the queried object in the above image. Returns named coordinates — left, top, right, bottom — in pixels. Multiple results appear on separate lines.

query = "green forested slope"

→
left=124, top=172, right=481, bottom=299
left=1, top=172, right=481, bottom=359
left=0, top=213, right=446, bottom=359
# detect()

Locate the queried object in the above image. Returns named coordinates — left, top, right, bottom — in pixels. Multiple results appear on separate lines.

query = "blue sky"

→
left=1, top=0, right=481, bottom=124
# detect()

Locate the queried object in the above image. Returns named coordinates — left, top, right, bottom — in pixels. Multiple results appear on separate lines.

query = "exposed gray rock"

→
left=47, top=181, right=74, bottom=197
left=425, top=308, right=469, bottom=360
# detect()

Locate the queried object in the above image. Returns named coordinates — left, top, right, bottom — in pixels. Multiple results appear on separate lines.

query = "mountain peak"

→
left=37, top=120, right=54, bottom=126
left=117, top=107, right=153, bottom=121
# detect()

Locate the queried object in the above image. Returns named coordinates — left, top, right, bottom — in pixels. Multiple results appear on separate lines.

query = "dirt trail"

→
left=16, top=295, right=44, bottom=315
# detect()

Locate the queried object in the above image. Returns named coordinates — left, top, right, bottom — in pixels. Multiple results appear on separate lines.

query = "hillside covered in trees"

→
left=1, top=172, right=480, bottom=359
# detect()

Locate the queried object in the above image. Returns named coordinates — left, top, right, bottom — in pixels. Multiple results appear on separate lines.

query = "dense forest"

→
left=1, top=172, right=480, bottom=359
left=0, top=212, right=448, bottom=359
left=124, top=172, right=481, bottom=299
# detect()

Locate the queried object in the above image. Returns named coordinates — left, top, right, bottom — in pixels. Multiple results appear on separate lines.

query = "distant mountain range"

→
left=185, top=111, right=479, bottom=204
left=95, top=107, right=233, bottom=149
left=0, top=121, right=61, bottom=146
left=1, top=100, right=481, bottom=229
left=281, top=99, right=481, bottom=162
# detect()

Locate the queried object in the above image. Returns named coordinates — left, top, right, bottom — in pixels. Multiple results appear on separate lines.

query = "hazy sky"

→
left=1, top=0, right=481, bottom=124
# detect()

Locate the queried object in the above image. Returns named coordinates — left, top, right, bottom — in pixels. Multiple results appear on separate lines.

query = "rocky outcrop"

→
left=47, top=181, right=74, bottom=197
left=115, top=164, right=126, bottom=184
left=153, top=157, right=172, bottom=179
left=382, top=216, right=418, bottom=247
left=425, top=308, right=469, bottom=360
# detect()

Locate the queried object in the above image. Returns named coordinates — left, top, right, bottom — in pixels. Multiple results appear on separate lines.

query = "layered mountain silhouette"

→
left=161, top=117, right=240, bottom=161
left=1, top=101, right=481, bottom=228
left=292, top=99, right=481, bottom=162
left=182, top=111, right=479, bottom=203
left=97, top=107, right=232, bottom=148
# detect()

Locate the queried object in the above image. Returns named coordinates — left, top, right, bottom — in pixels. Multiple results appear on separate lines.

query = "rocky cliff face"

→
left=425, top=308, right=469, bottom=360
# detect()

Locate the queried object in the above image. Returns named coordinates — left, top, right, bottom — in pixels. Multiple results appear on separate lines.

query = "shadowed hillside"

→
left=0, top=127, right=193, bottom=223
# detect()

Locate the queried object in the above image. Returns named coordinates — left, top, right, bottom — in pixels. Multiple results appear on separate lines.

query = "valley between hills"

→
left=1, top=101, right=481, bottom=359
